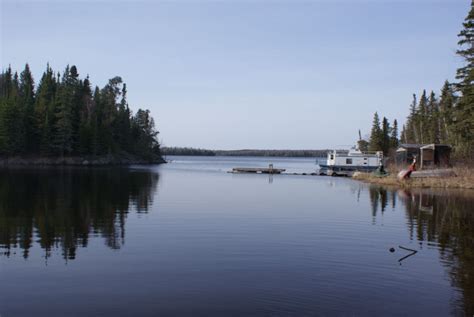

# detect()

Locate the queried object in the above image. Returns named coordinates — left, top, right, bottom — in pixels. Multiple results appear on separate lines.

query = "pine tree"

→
left=100, top=76, right=122, bottom=154
left=439, top=81, right=456, bottom=144
left=52, top=66, right=76, bottom=156
left=454, top=1, right=474, bottom=158
left=0, top=67, right=13, bottom=153
left=132, top=109, right=159, bottom=158
left=417, top=90, right=428, bottom=144
left=2, top=72, right=25, bottom=154
left=19, top=64, right=36, bottom=152
left=427, top=91, right=440, bottom=144
left=0, top=66, right=13, bottom=99
left=91, top=86, right=103, bottom=155
left=369, top=112, right=383, bottom=152
left=456, top=1, right=474, bottom=89
left=400, top=124, right=407, bottom=144
left=35, top=64, right=57, bottom=155
left=381, top=117, right=391, bottom=155
left=405, top=94, right=417, bottom=143
left=453, top=82, right=474, bottom=157
left=78, top=76, right=93, bottom=155
left=390, top=119, right=399, bottom=149
left=69, top=65, right=82, bottom=153
left=114, top=83, right=131, bottom=152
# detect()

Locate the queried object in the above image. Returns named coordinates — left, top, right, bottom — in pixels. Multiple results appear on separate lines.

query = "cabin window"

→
left=364, top=157, right=368, bottom=160
left=330, top=154, right=334, bottom=160
left=346, top=158, right=352, bottom=164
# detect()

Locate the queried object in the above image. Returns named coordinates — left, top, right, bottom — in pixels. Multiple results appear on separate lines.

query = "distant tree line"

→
left=361, top=3, right=474, bottom=160
left=161, top=147, right=216, bottom=156
left=162, top=147, right=329, bottom=157
left=215, top=149, right=328, bottom=157
left=0, top=64, right=161, bottom=160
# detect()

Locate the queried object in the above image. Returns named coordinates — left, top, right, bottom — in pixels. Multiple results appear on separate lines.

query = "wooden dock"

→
left=231, top=165, right=286, bottom=174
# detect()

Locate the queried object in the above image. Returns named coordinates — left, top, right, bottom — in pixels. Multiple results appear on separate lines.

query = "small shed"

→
left=396, top=144, right=451, bottom=169
left=419, top=144, right=451, bottom=169
left=396, top=144, right=423, bottom=166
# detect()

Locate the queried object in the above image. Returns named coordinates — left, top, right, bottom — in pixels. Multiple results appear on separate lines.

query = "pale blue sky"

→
left=0, top=0, right=469, bottom=149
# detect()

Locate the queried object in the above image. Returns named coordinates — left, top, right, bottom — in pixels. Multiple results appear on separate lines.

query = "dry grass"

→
left=352, top=167, right=474, bottom=190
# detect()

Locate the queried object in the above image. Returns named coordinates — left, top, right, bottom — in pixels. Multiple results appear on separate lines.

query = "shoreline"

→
left=352, top=168, right=474, bottom=190
left=0, top=154, right=166, bottom=167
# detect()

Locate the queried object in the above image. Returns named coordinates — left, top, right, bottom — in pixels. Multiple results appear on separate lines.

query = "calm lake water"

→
left=1, top=156, right=473, bottom=316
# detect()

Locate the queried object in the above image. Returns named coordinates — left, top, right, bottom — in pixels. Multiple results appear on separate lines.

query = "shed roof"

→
left=420, top=144, right=452, bottom=150
left=398, top=144, right=425, bottom=149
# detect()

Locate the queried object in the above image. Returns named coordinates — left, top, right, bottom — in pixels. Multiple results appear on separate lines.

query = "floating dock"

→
left=231, top=165, right=286, bottom=174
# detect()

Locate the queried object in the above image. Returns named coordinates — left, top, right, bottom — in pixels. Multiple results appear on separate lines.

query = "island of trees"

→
left=0, top=64, right=163, bottom=164
left=361, top=2, right=474, bottom=161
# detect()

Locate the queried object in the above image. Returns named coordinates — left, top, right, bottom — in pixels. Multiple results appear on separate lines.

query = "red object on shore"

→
left=406, top=158, right=417, bottom=177
left=397, top=158, right=417, bottom=180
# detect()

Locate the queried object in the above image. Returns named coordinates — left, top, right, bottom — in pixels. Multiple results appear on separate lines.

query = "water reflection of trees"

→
left=368, top=186, right=396, bottom=218
left=0, top=168, right=159, bottom=260
left=368, top=185, right=474, bottom=315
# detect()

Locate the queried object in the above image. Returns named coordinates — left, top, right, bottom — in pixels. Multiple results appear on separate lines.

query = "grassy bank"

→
left=352, top=167, right=474, bottom=190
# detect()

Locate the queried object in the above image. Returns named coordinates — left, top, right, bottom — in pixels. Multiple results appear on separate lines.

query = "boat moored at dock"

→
left=319, top=149, right=383, bottom=176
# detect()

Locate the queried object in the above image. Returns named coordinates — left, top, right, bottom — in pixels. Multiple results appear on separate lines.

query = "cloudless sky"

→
left=0, top=0, right=470, bottom=149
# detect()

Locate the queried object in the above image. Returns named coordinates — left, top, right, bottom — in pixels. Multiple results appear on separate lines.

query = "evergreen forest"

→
left=363, top=2, right=474, bottom=160
left=0, top=64, right=161, bottom=160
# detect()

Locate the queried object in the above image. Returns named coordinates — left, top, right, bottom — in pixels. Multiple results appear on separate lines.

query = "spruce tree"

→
left=93, top=86, right=107, bottom=155
left=381, top=117, right=390, bottom=155
left=400, top=124, right=407, bottom=144
left=0, top=67, right=13, bottom=153
left=369, top=112, right=383, bottom=152
left=53, top=66, right=76, bottom=156
left=115, top=83, right=131, bottom=152
left=78, top=76, right=93, bottom=155
left=69, top=65, right=82, bottom=153
left=417, top=90, right=428, bottom=144
left=390, top=119, right=399, bottom=149
left=405, top=94, right=417, bottom=143
left=455, top=1, right=474, bottom=158
left=456, top=1, right=474, bottom=88
left=19, top=64, right=35, bottom=152
left=439, top=81, right=456, bottom=144
left=3, top=72, right=25, bottom=154
left=35, top=64, right=57, bottom=155
left=427, top=91, right=440, bottom=144
left=453, top=81, right=474, bottom=157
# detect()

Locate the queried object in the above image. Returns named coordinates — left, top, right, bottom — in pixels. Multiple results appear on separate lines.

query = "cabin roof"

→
left=398, top=143, right=425, bottom=149
left=420, top=144, right=451, bottom=150
left=397, top=143, right=451, bottom=151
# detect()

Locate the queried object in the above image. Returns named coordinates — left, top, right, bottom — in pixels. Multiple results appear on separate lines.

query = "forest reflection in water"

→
left=1, top=166, right=474, bottom=315
left=0, top=167, right=159, bottom=260
left=367, top=185, right=474, bottom=315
